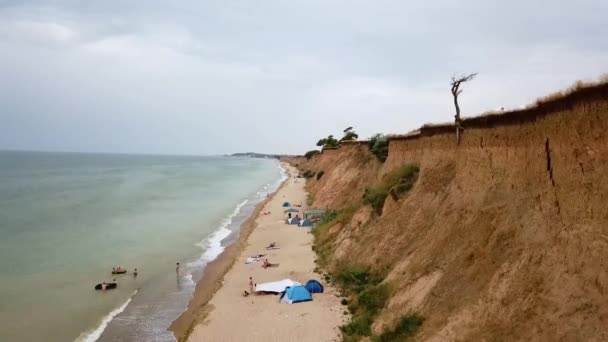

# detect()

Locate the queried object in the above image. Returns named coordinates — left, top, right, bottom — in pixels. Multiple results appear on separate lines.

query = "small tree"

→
left=341, top=127, right=359, bottom=141
left=316, top=135, right=339, bottom=148
left=450, top=73, right=477, bottom=144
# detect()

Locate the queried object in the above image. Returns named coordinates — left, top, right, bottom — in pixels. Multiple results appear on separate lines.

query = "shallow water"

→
left=0, top=151, right=284, bottom=342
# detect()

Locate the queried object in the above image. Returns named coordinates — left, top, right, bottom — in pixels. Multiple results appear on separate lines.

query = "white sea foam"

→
left=76, top=290, right=138, bottom=342
left=187, top=199, right=249, bottom=269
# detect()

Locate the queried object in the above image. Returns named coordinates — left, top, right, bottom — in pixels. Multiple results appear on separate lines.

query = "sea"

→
left=0, top=151, right=287, bottom=342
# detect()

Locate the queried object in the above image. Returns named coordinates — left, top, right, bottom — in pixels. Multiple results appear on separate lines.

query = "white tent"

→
left=255, top=279, right=300, bottom=293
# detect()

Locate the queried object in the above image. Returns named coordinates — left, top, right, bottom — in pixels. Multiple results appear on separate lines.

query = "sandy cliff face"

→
left=288, top=87, right=608, bottom=341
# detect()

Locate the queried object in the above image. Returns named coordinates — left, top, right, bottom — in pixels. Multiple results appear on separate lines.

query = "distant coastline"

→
left=228, top=152, right=286, bottom=159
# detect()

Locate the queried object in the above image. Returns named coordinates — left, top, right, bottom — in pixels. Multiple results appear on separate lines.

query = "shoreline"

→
left=169, top=166, right=290, bottom=341
left=185, top=163, right=343, bottom=341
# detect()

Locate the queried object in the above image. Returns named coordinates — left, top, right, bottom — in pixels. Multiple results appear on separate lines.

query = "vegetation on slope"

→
left=310, top=174, right=424, bottom=341
left=368, top=134, right=390, bottom=162
left=364, top=164, right=419, bottom=215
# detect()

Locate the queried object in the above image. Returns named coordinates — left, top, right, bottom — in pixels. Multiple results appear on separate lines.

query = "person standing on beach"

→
left=249, top=277, right=254, bottom=293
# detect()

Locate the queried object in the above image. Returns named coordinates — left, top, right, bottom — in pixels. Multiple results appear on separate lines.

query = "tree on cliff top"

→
left=451, top=73, right=477, bottom=144
left=317, top=135, right=339, bottom=148
left=341, top=127, right=359, bottom=142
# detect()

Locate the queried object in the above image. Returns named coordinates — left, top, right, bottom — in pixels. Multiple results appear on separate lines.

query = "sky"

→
left=1, top=1, right=607, bottom=155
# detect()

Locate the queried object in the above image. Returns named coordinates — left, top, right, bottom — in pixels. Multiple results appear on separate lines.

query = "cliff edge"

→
left=287, top=82, right=608, bottom=341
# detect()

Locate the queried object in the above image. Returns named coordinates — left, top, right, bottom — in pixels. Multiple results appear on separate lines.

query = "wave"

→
left=187, top=199, right=249, bottom=270
left=76, top=290, right=138, bottom=342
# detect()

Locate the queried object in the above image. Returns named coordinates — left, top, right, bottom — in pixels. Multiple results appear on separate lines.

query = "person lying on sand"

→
left=262, top=259, right=271, bottom=268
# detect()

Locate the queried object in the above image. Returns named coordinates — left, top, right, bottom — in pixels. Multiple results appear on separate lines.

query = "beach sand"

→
left=181, top=163, right=344, bottom=342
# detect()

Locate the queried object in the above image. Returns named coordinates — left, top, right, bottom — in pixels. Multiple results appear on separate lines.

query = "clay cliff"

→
left=287, top=82, right=608, bottom=341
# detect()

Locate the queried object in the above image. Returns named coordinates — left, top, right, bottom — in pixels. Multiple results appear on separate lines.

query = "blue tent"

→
left=280, top=285, right=312, bottom=304
left=287, top=217, right=300, bottom=225
left=299, top=219, right=313, bottom=227
left=282, top=202, right=290, bottom=207
left=305, top=280, right=324, bottom=293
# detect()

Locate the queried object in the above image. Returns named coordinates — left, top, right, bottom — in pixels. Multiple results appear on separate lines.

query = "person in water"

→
left=133, top=268, right=138, bottom=277
left=176, top=262, right=180, bottom=275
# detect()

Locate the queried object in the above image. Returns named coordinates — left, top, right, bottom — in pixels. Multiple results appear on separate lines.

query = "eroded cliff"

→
left=288, top=83, right=608, bottom=341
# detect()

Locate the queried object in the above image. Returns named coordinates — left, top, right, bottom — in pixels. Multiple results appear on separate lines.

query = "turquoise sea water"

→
left=0, top=151, right=285, bottom=342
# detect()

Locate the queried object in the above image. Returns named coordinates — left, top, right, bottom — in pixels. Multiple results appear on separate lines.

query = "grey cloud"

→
left=0, top=0, right=607, bottom=155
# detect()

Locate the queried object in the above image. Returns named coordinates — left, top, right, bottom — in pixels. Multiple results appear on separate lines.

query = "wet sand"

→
left=174, top=163, right=343, bottom=342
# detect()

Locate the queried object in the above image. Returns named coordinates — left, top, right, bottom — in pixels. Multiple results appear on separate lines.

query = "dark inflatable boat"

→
left=111, top=270, right=127, bottom=274
left=95, top=282, right=117, bottom=290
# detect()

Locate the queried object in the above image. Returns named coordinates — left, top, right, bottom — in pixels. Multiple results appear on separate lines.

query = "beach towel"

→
left=245, top=257, right=260, bottom=264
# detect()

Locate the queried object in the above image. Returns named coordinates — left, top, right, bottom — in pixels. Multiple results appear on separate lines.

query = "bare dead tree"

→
left=451, top=73, right=477, bottom=144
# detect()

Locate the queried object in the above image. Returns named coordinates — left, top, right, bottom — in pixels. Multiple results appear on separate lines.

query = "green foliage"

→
left=318, top=210, right=338, bottom=226
left=335, top=265, right=382, bottom=293
left=304, top=150, right=321, bottom=159
left=316, top=170, right=325, bottom=180
left=334, top=265, right=388, bottom=341
left=368, top=134, right=389, bottom=162
left=363, top=164, right=420, bottom=215
left=376, top=314, right=424, bottom=342
left=341, top=312, right=374, bottom=338
left=341, top=298, right=349, bottom=305
left=317, top=135, right=339, bottom=148
left=341, top=127, right=359, bottom=141
left=302, top=170, right=316, bottom=179
left=364, top=189, right=389, bottom=215
left=359, top=285, right=389, bottom=315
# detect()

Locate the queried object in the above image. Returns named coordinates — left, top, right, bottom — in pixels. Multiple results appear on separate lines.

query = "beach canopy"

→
left=280, top=285, right=313, bottom=304
left=284, top=208, right=300, bottom=213
left=255, top=279, right=300, bottom=293
left=304, top=209, right=325, bottom=218
left=305, top=279, right=324, bottom=293
left=282, top=202, right=290, bottom=207
left=299, top=219, right=313, bottom=227
left=287, top=217, right=300, bottom=225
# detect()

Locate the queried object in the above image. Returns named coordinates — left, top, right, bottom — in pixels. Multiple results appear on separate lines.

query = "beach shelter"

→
left=288, top=217, right=300, bottom=225
left=282, top=202, right=291, bottom=207
left=284, top=208, right=299, bottom=213
left=299, top=219, right=313, bottom=227
left=304, top=209, right=326, bottom=219
left=255, top=279, right=300, bottom=293
left=280, top=285, right=313, bottom=304
left=305, top=279, right=324, bottom=293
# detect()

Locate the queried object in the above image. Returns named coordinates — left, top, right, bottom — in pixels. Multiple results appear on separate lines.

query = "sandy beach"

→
left=178, top=163, right=343, bottom=342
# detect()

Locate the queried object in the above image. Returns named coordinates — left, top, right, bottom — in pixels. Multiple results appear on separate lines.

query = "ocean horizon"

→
left=0, top=151, right=286, bottom=342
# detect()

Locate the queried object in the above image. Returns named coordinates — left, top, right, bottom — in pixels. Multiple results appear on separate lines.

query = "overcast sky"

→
left=1, top=1, right=606, bottom=155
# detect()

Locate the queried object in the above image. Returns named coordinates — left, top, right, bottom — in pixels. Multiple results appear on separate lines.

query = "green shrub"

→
left=364, top=189, right=389, bottom=215
left=302, top=170, right=316, bottom=179
left=318, top=210, right=338, bottom=226
left=335, top=265, right=381, bottom=292
left=358, top=285, right=389, bottom=315
left=368, top=134, right=389, bottom=162
left=341, top=312, right=374, bottom=338
left=316, top=170, right=325, bottom=180
left=376, top=314, right=424, bottom=342
left=304, top=150, right=321, bottom=159
left=363, top=164, right=420, bottom=215
left=341, top=298, right=349, bottom=305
